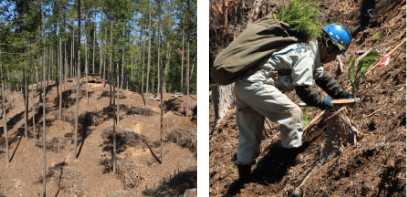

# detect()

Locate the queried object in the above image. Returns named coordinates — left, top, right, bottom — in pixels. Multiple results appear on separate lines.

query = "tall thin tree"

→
left=145, top=0, right=152, bottom=106
left=41, top=1, right=47, bottom=195
left=0, top=46, right=9, bottom=166
left=157, top=0, right=161, bottom=97
left=186, top=41, right=190, bottom=118
left=73, top=0, right=81, bottom=161
left=59, top=0, right=63, bottom=120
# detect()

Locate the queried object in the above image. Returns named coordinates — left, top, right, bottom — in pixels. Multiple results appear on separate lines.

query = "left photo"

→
left=0, top=0, right=197, bottom=196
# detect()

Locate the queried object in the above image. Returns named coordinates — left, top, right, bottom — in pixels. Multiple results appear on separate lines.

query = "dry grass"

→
left=101, top=91, right=127, bottom=99
left=58, top=110, right=103, bottom=126
left=78, top=111, right=103, bottom=126
left=102, top=126, right=145, bottom=147
left=35, top=137, right=66, bottom=153
left=116, top=158, right=141, bottom=189
left=51, top=166, right=88, bottom=197
left=126, top=105, right=157, bottom=116
left=166, top=128, right=197, bottom=155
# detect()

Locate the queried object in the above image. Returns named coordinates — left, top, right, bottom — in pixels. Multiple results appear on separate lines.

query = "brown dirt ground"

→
left=0, top=79, right=197, bottom=197
left=210, top=0, right=406, bottom=196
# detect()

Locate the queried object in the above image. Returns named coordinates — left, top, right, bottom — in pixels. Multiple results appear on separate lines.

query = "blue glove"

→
left=322, top=98, right=333, bottom=109
left=343, top=92, right=353, bottom=99
left=367, top=9, right=373, bottom=18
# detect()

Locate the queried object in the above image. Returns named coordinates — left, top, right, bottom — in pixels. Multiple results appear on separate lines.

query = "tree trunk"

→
left=112, top=64, right=117, bottom=174
left=163, top=41, right=171, bottom=93
left=31, top=70, right=36, bottom=146
left=24, top=64, right=28, bottom=139
left=99, top=29, right=103, bottom=76
left=211, top=84, right=235, bottom=127
left=142, top=27, right=146, bottom=93
left=186, top=42, right=190, bottom=118
left=71, top=23, right=74, bottom=78
left=157, top=0, right=161, bottom=97
left=93, top=13, right=96, bottom=74
left=73, top=0, right=81, bottom=161
left=121, top=24, right=125, bottom=90
left=181, top=32, right=184, bottom=93
left=189, top=53, right=196, bottom=84
left=103, top=26, right=107, bottom=91
left=59, top=2, right=62, bottom=120
left=50, top=47, right=52, bottom=84
left=39, top=56, right=43, bottom=103
left=145, top=0, right=152, bottom=106
left=116, top=63, right=120, bottom=127
left=109, top=22, right=113, bottom=106
left=65, top=42, right=67, bottom=84
left=131, top=50, right=134, bottom=91
left=323, top=107, right=360, bottom=163
left=138, top=42, right=142, bottom=92
left=85, top=38, right=89, bottom=110
left=1, top=48, right=10, bottom=166
left=35, top=57, right=39, bottom=92
left=296, top=107, right=360, bottom=191
left=126, top=62, right=129, bottom=91
left=41, top=1, right=47, bottom=196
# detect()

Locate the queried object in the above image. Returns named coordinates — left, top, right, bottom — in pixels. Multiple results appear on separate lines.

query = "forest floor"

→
left=0, top=78, right=197, bottom=197
left=210, top=0, right=406, bottom=196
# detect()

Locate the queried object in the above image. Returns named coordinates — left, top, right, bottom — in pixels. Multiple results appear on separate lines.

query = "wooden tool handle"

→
left=239, top=98, right=360, bottom=112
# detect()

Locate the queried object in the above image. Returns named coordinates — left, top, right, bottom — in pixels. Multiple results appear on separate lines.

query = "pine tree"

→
left=73, top=0, right=81, bottom=162
left=0, top=48, right=9, bottom=166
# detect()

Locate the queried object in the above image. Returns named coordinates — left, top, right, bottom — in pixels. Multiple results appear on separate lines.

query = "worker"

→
left=232, top=23, right=354, bottom=187
left=353, top=0, right=376, bottom=37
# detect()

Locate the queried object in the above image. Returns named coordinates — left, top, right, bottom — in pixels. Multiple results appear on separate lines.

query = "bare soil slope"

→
left=0, top=79, right=197, bottom=197
left=210, top=0, right=406, bottom=196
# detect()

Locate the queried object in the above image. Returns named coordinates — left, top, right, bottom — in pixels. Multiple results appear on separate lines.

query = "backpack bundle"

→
left=211, top=17, right=300, bottom=85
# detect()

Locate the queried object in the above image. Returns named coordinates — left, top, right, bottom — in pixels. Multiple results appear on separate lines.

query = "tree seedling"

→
left=348, top=51, right=380, bottom=96
left=275, top=0, right=323, bottom=39
left=373, top=32, right=380, bottom=40
left=303, top=109, right=309, bottom=128
left=230, top=164, right=234, bottom=174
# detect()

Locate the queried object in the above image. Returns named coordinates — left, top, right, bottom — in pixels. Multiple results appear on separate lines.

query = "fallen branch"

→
left=354, top=48, right=372, bottom=67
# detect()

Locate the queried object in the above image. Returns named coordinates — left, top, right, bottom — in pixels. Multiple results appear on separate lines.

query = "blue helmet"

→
left=323, top=23, right=352, bottom=57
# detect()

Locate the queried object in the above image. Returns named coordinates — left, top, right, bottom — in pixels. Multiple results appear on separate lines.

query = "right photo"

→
left=209, top=0, right=406, bottom=196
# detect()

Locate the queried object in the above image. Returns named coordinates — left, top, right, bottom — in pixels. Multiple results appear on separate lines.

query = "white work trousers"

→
left=234, top=71, right=304, bottom=165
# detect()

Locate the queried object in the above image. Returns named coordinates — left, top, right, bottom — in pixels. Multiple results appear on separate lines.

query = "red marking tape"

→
left=379, top=55, right=390, bottom=67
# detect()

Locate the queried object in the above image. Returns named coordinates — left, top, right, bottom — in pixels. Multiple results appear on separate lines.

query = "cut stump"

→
left=295, top=107, right=359, bottom=195
left=322, top=107, right=359, bottom=164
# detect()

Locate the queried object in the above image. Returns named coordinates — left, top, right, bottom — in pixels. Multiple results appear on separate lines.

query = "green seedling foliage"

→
left=303, top=108, right=309, bottom=128
left=348, top=51, right=380, bottom=96
left=275, top=0, right=323, bottom=39
left=374, top=32, right=380, bottom=40
left=230, top=165, right=234, bottom=174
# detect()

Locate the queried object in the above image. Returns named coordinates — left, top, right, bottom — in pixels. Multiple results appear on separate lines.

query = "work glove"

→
left=321, top=98, right=333, bottom=110
left=342, top=92, right=353, bottom=99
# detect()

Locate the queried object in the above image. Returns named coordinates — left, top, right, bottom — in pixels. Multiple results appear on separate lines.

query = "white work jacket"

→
left=257, top=40, right=325, bottom=92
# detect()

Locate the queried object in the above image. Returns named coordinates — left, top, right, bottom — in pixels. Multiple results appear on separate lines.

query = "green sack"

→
left=212, top=17, right=300, bottom=85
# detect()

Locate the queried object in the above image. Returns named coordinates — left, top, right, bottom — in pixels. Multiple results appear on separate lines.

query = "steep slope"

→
left=210, top=0, right=406, bottom=196
left=0, top=79, right=197, bottom=197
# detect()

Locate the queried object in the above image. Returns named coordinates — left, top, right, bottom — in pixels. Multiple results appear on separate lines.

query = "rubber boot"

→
left=237, top=165, right=252, bottom=184
left=284, top=148, right=301, bottom=165
left=228, top=165, right=252, bottom=194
